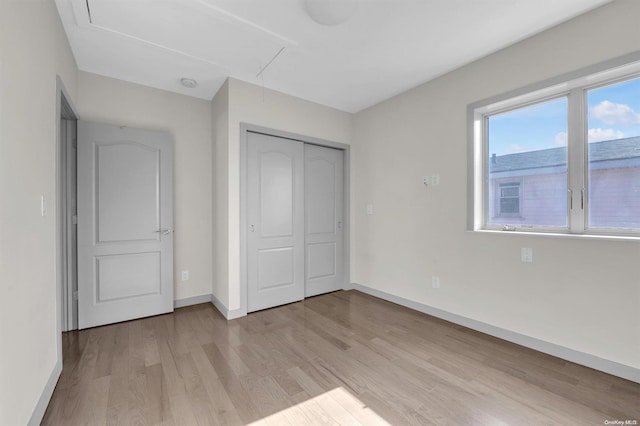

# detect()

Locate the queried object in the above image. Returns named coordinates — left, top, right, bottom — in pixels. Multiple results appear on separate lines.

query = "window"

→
left=470, top=57, right=640, bottom=237
left=499, top=182, right=520, bottom=215
left=486, top=98, right=567, bottom=227
left=586, top=79, right=640, bottom=230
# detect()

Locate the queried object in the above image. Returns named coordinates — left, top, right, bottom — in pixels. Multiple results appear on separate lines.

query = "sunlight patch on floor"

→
left=248, top=387, right=391, bottom=425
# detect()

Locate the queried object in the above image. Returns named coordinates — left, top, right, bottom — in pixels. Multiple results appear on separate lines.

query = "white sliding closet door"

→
left=305, top=144, right=344, bottom=297
left=247, top=132, right=305, bottom=312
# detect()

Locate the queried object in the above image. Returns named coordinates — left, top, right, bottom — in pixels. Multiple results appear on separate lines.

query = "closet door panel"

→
left=305, top=144, right=344, bottom=297
left=247, top=132, right=305, bottom=312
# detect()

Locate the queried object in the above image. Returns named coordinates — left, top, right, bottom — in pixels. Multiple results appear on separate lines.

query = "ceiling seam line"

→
left=256, top=46, right=286, bottom=78
left=85, top=0, right=92, bottom=23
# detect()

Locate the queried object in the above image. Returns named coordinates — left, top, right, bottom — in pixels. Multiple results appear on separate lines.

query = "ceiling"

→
left=55, top=0, right=611, bottom=113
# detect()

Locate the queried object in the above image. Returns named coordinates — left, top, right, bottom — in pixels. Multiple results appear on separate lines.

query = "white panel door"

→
left=247, top=132, right=304, bottom=312
left=77, top=121, right=173, bottom=329
left=305, top=144, right=344, bottom=297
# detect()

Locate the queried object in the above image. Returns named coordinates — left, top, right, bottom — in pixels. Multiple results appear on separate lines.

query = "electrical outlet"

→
left=366, top=204, right=374, bottom=215
left=432, top=276, right=440, bottom=289
left=422, top=176, right=429, bottom=186
left=521, top=248, right=533, bottom=263
left=431, top=174, right=440, bottom=186
left=181, top=270, right=189, bottom=281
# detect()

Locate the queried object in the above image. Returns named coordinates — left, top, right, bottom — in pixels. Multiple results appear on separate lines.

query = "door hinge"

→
left=72, top=215, right=78, bottom=225
left=73, top=291, right=78, bottom=301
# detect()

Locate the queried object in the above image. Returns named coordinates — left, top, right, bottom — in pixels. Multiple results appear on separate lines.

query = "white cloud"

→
left=590, top=101, right=640, bottom=125
left=505, top=144, right=526, bottom=154
left=588, top=128, right=624, bottom=143
left=554, top=131, right=568, bottom=146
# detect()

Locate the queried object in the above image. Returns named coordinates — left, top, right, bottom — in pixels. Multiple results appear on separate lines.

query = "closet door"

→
left=305, top=144, right=344, bottom=297
left=247, top=132, right=305, bottom=312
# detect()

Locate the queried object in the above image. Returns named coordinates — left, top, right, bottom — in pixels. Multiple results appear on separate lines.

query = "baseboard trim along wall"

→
left=350, top=283, right=640, bottom=384
left=226, top=308, right=245, bottom=320
left=211, top=295, right=245, bottom=320
left=174, top=294, right=214, bottom=308
left=174, top=293, right=244, bottom=320
left=29, top=359, right=62, bottom=426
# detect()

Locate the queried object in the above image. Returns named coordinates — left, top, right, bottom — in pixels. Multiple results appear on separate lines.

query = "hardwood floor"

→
left=42, top=290, right=639, bottom=425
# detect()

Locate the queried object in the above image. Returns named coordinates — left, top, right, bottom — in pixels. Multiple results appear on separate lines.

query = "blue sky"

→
left=489, top=78, right=640, bottom=156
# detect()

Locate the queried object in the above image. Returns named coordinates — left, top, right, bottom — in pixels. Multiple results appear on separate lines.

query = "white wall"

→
left=0, top=1, right=78, bottom=424
left=212, top=80, right=230, bottom=308
left=77, top=72, right=214, bottom=302
left=352, top=0, right=640, bottom=370
left=215, top=78, right=353, bottom=311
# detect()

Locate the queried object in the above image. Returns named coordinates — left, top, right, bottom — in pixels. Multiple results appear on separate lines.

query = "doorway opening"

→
left=56, top=78, right=79, bottom=336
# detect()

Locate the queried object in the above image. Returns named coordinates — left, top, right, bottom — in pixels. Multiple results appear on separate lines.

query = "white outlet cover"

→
left=181, top=270, right=189, bottom=281
left=432, top=276, right=440, bottom=288
left=521, top=248, right=533, bottom=263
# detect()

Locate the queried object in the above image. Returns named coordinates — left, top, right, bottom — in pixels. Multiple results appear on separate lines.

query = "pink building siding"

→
left=488, top=137, right=640, bottom=230
left=589, top=165, right=640, bottom=229
left=489, top=173, right=567, bottom=227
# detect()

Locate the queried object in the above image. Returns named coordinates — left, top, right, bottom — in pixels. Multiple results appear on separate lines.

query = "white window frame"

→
left=467, top=52, right=640, bottom=238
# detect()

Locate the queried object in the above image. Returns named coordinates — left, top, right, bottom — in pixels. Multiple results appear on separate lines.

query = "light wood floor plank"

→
left=42, top=290, right=640, bottom=425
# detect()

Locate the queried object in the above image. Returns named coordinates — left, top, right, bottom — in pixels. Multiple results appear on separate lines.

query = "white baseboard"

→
left=350, top=283, right=640, bottom=384
left=210, top=295, right=245, bottom=320
left=174, top=294, right=213, bottom=308
left=225, top=308, right=245, bottom=320
left=211, top=295, right=229, bottom=318
left=174, top=293, right=245, bottom=320
left=28, top=359, right=62, bottom=426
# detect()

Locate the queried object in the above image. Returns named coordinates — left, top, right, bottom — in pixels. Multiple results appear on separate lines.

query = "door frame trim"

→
left=239, top=123, right=351, bottom=317
left=56, top=76, right=79, bottom=333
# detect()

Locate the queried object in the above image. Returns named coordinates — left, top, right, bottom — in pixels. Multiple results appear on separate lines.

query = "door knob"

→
left=155, top=229, right=173, bottom=235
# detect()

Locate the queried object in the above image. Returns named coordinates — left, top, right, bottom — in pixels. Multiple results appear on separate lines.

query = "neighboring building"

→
left=488, top=136, right=640, bottom=229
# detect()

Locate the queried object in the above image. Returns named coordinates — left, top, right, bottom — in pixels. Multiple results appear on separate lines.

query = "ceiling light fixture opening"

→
left=180, top=78, right=198, bottom=88
left=303, top=0, right=359, bottom=26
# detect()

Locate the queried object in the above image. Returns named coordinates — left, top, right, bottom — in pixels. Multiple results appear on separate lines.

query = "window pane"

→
left=487, top=98, right=568, bottom=227
left=587, top=78, right=640, bottom=230
left=499, top=183, right=520, bottom=214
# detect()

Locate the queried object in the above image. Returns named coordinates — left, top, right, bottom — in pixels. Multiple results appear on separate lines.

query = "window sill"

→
left=468, top=229, right=640, bottom=242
